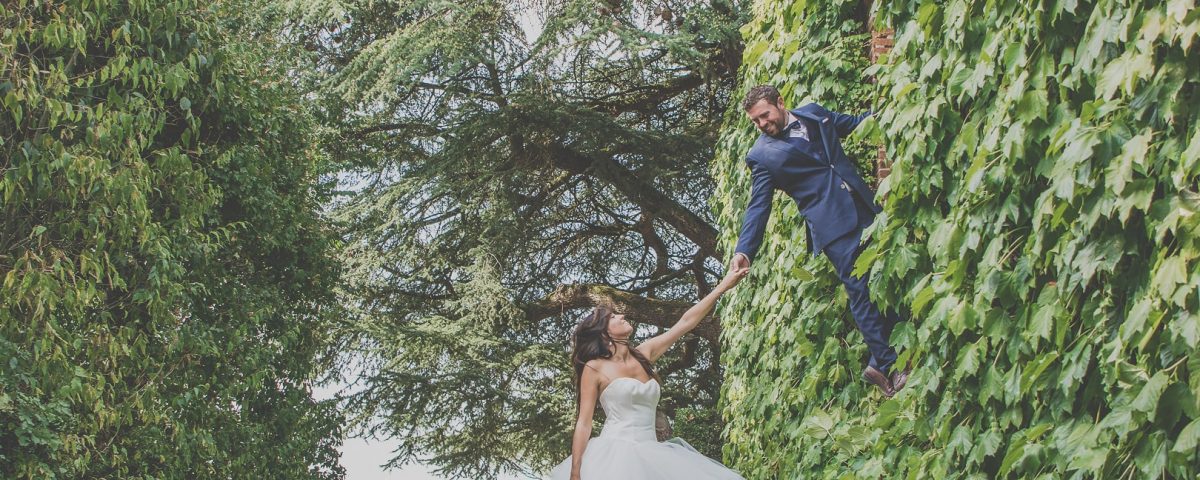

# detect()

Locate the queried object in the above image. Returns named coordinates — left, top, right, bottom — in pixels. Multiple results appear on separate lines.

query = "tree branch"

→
left=351, top=122, right=444, bottom=139
left=522, top=283, right=720, bottom=344
left=581, top=73, right=704, bottom=115
left=548, top=145, right=720, bottom=258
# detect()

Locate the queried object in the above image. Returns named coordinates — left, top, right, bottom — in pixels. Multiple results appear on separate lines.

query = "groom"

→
left=730, top=85, right=909, bottom=397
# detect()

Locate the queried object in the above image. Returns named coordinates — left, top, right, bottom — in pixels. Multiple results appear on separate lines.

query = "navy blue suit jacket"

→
left=734, top=103, right=879, bottom=260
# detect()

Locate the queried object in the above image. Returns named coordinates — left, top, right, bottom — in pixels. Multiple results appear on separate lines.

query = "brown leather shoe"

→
left=863, top=366, right=895, bottom=398
left=890, top=363, right=911, bottom=394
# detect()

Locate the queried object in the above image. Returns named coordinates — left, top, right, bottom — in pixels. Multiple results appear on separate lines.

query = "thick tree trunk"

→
left=524, top=283, right=721, bottom=345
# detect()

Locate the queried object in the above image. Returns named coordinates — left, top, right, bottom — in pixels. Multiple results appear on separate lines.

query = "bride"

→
left=550, top=266, right=750, bottom=480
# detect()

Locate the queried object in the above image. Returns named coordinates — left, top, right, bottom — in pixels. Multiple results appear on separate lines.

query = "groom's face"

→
left=746, top=98, right=788, bottom=137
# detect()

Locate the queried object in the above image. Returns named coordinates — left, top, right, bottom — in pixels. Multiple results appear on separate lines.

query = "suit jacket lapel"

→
left=794, top=106, right=835, bottom=162
left=761, top=135, right=814, bottom=160
left=793, top=107, right=828, bottom=139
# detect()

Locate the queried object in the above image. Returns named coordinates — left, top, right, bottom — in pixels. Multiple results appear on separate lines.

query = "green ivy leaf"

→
left=1174, top=419, right=1200, bottom=453
left=1132, top=371, right=1171, bottom=417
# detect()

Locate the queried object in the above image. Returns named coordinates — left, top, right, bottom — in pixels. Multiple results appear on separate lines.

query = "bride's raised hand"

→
left=717, top=266, right=750, bottom=292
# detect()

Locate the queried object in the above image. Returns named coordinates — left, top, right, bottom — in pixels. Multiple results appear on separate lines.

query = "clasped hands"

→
left=719, top=253, right=752, bottom=291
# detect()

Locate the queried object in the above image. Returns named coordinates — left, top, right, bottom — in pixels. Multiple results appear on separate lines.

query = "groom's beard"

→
left=762, top=119, right=785, bottom=137
left=760, top=112, right=787, bottom=137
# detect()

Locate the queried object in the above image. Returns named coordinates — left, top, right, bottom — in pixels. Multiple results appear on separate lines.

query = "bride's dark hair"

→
left=571, top=306, right=657, bottom=395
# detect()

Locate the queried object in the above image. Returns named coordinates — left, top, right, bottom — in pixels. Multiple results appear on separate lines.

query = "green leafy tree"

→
left=1, top=1, right=344, bottom=478
left=713, top=0, right=1200, bottom=478
left=272, top=0, right=748, bottom=476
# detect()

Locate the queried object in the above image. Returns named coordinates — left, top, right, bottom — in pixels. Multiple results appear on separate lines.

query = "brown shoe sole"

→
left=891, top=362, right=912, bottom=393
left=863, top=366, right=895, bottom=398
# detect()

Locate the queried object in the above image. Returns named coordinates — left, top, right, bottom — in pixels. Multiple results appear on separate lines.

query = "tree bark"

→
left=523, top=283, right=721, bottom=344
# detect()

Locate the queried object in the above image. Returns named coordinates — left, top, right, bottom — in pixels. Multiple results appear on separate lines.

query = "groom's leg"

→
left=822, top=228, right=898, bottom=374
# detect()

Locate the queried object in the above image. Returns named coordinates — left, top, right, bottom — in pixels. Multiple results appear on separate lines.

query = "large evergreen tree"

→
left=275, top=0, right=748, bottom=476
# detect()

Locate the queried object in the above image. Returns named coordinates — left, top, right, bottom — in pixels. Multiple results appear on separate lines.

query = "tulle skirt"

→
left=548, top=436, right=744, bottom=479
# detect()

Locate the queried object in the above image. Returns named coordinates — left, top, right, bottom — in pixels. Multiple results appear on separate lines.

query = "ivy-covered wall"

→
left=712, top=0, right=1199, bottom=478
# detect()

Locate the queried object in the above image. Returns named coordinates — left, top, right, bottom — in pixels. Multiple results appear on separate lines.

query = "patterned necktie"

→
left=787, top=120, right=809, bottom=140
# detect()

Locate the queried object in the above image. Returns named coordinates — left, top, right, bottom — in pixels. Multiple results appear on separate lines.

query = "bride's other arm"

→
left=569, top=364, right=602, bottom=480
left=637, top=267, right=749, bottom=363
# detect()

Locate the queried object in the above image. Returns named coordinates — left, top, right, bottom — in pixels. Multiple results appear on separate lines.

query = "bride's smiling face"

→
left=606, top=312, right=633, bottom=340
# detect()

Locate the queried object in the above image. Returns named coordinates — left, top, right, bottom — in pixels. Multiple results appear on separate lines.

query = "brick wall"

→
left=870, top=25, right=894, bottom=184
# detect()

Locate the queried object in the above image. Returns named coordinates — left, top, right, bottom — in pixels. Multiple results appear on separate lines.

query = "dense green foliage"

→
left=713, top=0, right=1199, bottom=477
left=1, top=1, right=344, bottom=477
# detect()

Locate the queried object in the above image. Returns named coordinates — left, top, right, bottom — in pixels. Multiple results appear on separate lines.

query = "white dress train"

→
left=549, top=377, right=744, bottom=479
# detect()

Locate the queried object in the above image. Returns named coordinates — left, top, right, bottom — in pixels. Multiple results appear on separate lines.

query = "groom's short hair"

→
left=742, top=85, right=781, bottom=111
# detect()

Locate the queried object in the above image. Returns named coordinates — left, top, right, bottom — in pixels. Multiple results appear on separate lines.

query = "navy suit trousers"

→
left=820, top=197, right=900, bottom=374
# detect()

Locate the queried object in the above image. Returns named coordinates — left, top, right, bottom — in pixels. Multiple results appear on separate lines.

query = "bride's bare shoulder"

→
left=584, top=359, right=618, bottom=380
left=584, top=358, right=612, bottom=372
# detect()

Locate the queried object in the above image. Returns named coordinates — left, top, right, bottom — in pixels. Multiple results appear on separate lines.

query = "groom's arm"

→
left=733, top=160, right=775, bottom=265
left=827, top=109, right=872, bottom=138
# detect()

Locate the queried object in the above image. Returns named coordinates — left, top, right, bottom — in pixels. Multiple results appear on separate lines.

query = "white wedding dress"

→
left=549, top=377, right=744, bottom=479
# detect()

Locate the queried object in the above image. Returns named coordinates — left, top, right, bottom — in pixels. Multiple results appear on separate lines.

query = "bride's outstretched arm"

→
left=637, top=266, right=749, bottom=362
left=569, top=366, right=602, bottom=480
